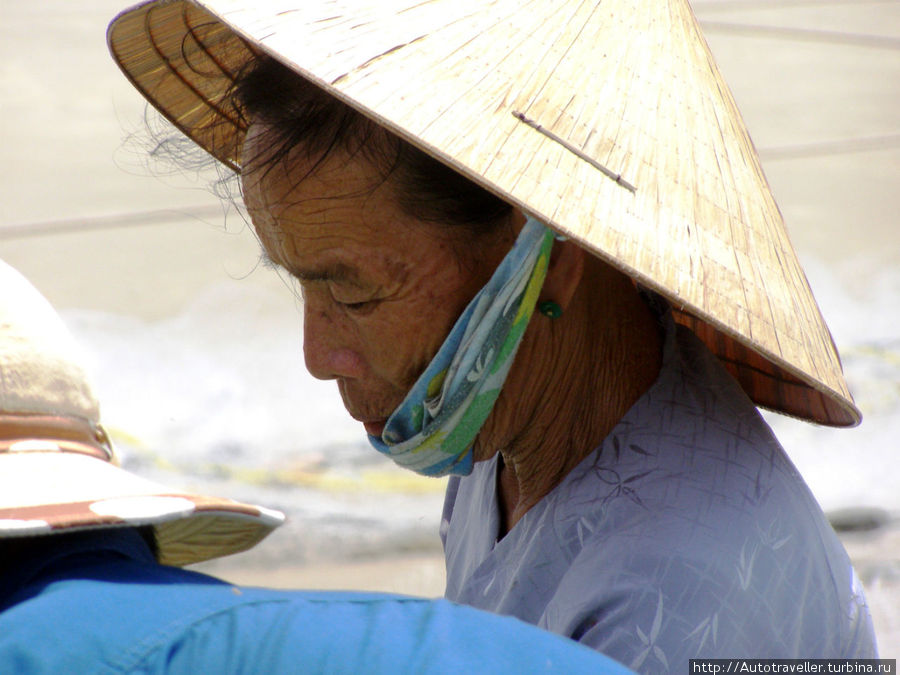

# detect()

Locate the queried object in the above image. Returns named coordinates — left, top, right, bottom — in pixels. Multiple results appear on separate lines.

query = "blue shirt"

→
left=0, top=529, right=631, bottom=674
left=442, top=316, right=878, bottom=670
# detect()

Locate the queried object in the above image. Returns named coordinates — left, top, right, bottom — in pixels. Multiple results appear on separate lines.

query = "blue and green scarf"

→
left=367, top=216, right=555, bottom=476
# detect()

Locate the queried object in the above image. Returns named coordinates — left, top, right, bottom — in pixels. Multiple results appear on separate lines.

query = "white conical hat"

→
left=108, top=0, right=859, bottom=427
left=0, top=259, right=284, bottom=566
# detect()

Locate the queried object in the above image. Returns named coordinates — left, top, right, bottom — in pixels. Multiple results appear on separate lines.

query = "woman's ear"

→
left=539, top=239, right=584, bottom=311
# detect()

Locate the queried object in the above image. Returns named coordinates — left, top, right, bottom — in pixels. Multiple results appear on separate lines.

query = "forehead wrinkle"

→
left=282, top=259, right=364, bottom=287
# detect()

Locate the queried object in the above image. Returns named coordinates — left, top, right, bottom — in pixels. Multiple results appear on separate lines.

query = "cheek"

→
left=360, top=312, right=437, bottom=385
left=355, top=288, right=460, bottom=387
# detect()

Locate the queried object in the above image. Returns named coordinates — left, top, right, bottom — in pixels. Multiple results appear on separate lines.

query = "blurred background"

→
left=1, top=0, right=898, bottom=649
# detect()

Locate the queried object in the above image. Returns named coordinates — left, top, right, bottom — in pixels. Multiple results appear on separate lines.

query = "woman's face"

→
left=241, top=124, right=515, bottom=437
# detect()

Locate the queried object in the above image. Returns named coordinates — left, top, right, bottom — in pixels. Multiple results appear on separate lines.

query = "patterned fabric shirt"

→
left=441, top=315, right=878, bottom=671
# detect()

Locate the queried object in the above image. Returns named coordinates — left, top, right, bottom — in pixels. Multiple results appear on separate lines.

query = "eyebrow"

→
left=259, top=251, right=362, bottom=286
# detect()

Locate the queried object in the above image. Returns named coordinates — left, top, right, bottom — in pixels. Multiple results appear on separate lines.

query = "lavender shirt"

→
left=441, top=314, right=877, bottom=669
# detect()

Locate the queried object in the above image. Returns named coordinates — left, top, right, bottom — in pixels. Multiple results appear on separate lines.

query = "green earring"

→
left=538, top=300, right=563, bottom=319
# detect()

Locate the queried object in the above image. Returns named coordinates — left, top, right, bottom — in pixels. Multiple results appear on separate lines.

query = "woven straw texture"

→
left=108, top=0, right=859, bottom=426
left=0, top=452, right=282, bottom=567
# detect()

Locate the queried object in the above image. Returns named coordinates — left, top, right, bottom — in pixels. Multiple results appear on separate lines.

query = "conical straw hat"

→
left=108, top=0, right=859, bottom=427
left=0, top=258, right=284, bottom=566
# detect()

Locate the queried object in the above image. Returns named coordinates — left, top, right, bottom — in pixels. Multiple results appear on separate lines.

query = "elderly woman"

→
left=108, top=0, right=878, bottom=666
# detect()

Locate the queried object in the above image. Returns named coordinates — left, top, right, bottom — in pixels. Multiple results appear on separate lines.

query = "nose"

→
left=302, top=299, right=366, bottom=381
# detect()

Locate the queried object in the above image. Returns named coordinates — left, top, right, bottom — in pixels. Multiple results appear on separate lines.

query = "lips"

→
left=363, top=419, right=387, bottom=437
left=337, top=382, right=396, bottom=439
left=344, top=404, right=389, bottom=437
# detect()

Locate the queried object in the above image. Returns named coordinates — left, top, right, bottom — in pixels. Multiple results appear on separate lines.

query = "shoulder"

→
left=546, top=518, right=875, bottom=666
left=0, top=564, right=633, bottom=674
left=542, top=447, right=876, bottom=662
left=538, top=321, right=876, bottom=658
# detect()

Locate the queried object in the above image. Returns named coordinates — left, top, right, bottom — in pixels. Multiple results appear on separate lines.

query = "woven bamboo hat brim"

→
left=0, top=259, right=284, bottom=567
left=108, top=0, right=860, bottom=427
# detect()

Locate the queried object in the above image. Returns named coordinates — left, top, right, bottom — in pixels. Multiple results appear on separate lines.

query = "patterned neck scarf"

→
left=367, top=216, right=555, bottom=476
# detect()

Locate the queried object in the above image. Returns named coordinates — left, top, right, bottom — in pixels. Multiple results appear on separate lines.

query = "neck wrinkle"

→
left=485, top=271, right=664, bottom=536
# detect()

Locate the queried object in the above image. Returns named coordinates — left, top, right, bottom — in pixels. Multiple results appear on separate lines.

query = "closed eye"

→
left=337, top=298, right=380, bottom=315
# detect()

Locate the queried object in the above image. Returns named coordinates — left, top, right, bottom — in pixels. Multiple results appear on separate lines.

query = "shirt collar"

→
left=0, top=527, right=155, bottom=609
